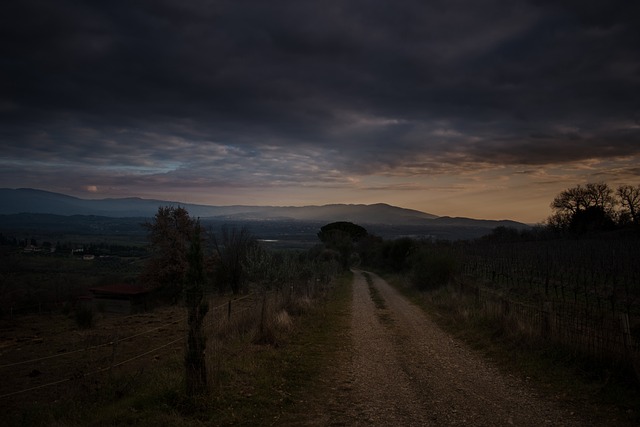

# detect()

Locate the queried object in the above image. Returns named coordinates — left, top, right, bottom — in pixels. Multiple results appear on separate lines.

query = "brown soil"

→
left=289, top=270, right=602, bottom=426
left=0, top=294, right=260, bottom=418
left=0, top=306, right=186, bottom=414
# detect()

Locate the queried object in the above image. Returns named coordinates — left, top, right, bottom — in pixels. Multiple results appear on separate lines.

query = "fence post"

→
left=542, top=301, right=552, bottom=337
left=109, top=333, right=119, bottom=380
left=260, top=292, right=267, bottom=336
left=620, top=313, right=631, bottom=352
left=502, top=297, right=510, bottom=316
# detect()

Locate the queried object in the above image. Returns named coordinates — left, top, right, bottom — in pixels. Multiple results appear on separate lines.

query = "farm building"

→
left=89, top=283, right=151, bottom=314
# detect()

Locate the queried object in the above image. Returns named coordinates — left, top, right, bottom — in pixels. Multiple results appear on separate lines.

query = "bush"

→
left=409, top=247, right=457, bottom=290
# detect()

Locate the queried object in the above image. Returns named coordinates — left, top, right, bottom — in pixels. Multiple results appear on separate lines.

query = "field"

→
left=0, top=305, right=186, bottom=413
left=0, top=230, right=343, bottom=425
left=453, top=236, right=640, bottom=378
left=0, top=250, right=145, bottom=317
left=0, top=281, right=340, bottom=423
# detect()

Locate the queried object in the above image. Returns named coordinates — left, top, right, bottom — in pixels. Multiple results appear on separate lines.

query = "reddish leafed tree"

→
left=142, top=206, right=196, bottom=303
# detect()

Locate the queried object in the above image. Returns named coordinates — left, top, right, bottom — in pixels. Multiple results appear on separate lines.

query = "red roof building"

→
left=89, top=284, right=151, bottom=314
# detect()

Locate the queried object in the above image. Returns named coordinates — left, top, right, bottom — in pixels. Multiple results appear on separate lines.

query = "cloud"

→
left=1, top=0, right=639, bottom=217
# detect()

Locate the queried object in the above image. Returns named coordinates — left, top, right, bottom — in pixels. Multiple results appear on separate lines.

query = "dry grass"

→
left=384, top=274, right=640, bottom=427
left=1, top=275, right=353, bottom=426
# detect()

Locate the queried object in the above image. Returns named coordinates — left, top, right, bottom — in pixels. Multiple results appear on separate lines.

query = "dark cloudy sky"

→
left=2, top=1, right=639, bottom=222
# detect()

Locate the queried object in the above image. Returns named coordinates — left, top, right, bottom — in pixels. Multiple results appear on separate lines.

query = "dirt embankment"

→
left=294, top=270, right=597, bottom=426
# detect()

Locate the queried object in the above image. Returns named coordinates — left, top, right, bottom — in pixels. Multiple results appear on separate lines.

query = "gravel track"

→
left=293, top=270, right=596, bottom=426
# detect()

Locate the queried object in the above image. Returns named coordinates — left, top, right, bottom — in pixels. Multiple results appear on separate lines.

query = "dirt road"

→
left=294, top=270, right=595, bottom=426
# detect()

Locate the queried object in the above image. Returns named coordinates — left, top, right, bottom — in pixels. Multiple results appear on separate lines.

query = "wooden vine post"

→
left=184, top=221, right=209, bottom=396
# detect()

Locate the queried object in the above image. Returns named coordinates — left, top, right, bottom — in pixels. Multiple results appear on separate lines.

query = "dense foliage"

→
left=356, top=234, right=458, bottom=290
left=317, top=221, right=369, bottom=270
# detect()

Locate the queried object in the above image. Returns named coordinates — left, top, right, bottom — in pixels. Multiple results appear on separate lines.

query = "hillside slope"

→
left=0, top=188, right=437, bottom=224
left=0, top=188, right=529, bottom=235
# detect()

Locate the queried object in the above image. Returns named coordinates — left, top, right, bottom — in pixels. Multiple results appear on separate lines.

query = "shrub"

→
left=409, top=246, right=457, bottom=290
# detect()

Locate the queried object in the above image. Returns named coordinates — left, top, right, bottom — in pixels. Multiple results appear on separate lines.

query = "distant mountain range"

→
left=0, top=188, right=529, bottom=236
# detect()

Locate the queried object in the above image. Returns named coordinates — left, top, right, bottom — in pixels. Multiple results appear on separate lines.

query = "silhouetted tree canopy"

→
left=547, top=182, right=640, bottom=234
left=617, top=184, right=640, bottom=226
left=317, top=221, right=368, bottom=243
left=317, top=221, right=368, bottom=270
left=548, top=183, right=617, bottom=233
left=569, top=205, right=616, bottom=234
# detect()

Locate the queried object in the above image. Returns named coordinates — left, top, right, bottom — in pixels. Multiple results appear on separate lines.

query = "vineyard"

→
left=456, top=236, right=640, bottom=373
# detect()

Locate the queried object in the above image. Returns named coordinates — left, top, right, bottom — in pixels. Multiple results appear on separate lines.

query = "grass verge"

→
left=383, top=273, right=640, bottom=427
left=206, top=272, right=353, bottom=425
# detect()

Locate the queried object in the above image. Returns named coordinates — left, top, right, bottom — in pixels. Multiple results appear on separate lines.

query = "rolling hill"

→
left=0, top=188, right=441, bottom=224
left=0, top=188, right=529, bottom=240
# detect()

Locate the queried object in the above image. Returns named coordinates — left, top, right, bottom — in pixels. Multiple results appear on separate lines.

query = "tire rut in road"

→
left=359, top=270, right=592, bottom=427
left=333, top=270, right=434, bottom=426
left=285, top=270, right=593, bottom=426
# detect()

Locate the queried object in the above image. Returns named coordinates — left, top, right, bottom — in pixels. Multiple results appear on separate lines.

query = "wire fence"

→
left=0, top=279, right=332, bottom=413
left=0, top=311, right=186, bottom=406
left=448, top=279, right=640, bottom=376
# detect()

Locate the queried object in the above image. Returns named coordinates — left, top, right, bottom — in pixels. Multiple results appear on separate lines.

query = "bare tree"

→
left=548, top=183, right=616, bottom=232
left=617, top=184, right=640, bottom=225
left=551, top=185, right=588, bottom=216
left=583, top=182, right=617, bottom=215
left=551, top=183, right=616, bottom=215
